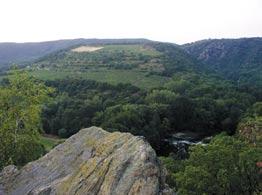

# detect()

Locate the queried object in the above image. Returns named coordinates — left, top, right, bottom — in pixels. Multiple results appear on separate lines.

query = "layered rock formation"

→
left=0, top=127, right=173, bottom=195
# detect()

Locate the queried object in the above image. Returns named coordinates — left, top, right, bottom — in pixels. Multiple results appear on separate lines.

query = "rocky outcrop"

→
left=0, top=127, right=173, bottom=195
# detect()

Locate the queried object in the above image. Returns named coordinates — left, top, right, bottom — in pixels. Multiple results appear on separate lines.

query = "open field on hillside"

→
left=29, top=69, right=170, bottom=89
left=70, top=44, right=162, bottom=56
left=36, top=44, right=164, bottom=73
left=71, top=46, right=104, bottom=52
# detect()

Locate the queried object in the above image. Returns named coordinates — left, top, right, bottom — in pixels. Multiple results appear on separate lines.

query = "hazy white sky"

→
left=0, top=0, right=261, bottom=44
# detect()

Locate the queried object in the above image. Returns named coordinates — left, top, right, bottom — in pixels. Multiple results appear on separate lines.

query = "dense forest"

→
left=41, top=73, right=256, bottom=152
left=0, top=38, right=261, bottom=194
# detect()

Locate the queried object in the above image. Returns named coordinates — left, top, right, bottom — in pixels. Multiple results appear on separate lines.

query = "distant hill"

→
left=1, top=37, right=261, bottom=87
left=0, top=38, right=150, bottom=70
left=182, top=38, right=262, bottom=86
left=28, top=42, right=201, bottom=89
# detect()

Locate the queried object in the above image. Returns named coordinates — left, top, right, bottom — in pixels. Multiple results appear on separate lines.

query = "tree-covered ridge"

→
left=182, top=38, right=262, bottom=87
left=33, top=42, right=200, bottom=76
left=35, top=44, right=162, bottom=71
left=0, top=38, right=151, bottom=70
left=22, top=42, right=204, bottom=90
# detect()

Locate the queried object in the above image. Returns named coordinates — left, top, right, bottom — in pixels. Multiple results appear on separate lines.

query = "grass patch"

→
left=30, top=69, right=170, bottom=89
left=39, top=135, right=65, bottom=152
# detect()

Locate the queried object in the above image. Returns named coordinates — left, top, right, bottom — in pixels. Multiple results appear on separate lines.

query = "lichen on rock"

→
left=0, top=126, right=173, bottom=195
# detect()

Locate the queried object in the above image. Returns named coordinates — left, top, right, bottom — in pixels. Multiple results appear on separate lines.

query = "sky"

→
left=0, top=0, right=261, bottom=44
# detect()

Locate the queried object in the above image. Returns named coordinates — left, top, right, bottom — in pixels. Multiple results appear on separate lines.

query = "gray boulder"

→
left=0, top=127, right=173, bottom=195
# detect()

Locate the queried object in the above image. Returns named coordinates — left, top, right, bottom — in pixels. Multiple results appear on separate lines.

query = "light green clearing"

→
left=30, top=69, right=170, bottom=89
left=39, top=135, right=65, bottom=152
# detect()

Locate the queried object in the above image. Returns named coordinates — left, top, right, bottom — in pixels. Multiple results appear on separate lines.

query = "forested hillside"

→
left=30, top=42, right=200, bottom=88
left=182, top=38, right=262, bottom=87
left=0, top=38, right=150, bottom=70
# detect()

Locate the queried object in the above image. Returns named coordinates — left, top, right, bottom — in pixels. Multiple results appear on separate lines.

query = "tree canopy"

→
left=0, top=70, right=53, bottom=169
left=161, top=134, right=262, bottom=194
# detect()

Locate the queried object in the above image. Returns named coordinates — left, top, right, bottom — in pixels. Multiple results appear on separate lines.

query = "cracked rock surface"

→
left=0, top=127, right=173, bottom=195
